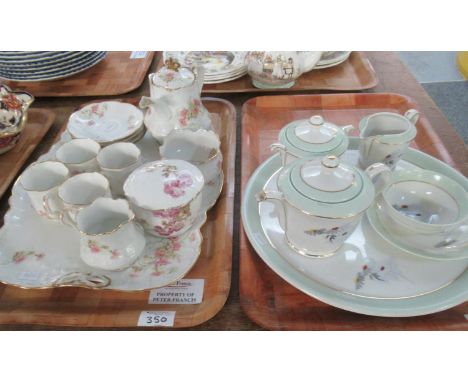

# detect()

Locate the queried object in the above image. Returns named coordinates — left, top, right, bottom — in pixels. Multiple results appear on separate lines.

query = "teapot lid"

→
left=278, top=156, right=376, bottom=218
left=279, top=115, right=349, bottom=157
left=152, top=58, right=195, bottom=90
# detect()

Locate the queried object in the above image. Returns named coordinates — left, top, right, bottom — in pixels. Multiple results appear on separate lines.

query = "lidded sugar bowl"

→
left=257, top=155, right=390, bottom=257
left=271, top=115, right=354, bottom=165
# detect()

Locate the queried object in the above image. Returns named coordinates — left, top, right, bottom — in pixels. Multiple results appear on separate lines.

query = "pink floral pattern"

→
left=163, top=172, right=193, bottom=198
left=152, top=204, right=191, bottom=236
left=130, top=237, right=182, bottom=277
left=158, top=71, right=176, bottom=83
left=79, top=103, right=107, bottom=119
left=178, top=99, right=202, bottom=127
left=13, top=251, right=45, bottom=264
left=87, top=240, right=121, bottom=259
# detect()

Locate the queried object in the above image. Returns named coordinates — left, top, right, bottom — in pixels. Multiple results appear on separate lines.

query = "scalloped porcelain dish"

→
left=67, top=101, right=144, bottom=145
left=0, top=126, right=224, bottom=291
left=242, top=138, right=468, bottom=317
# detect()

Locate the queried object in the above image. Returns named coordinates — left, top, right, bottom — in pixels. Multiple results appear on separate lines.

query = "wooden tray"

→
left=1, top=52, right=155, bottom=97
left=0, top=108, right=55, bottom=200
left=156, top=52, right=377, bottom=93
left=0, top=98, right=235, bottom=328
left=240, top=93, right=468, bottom=330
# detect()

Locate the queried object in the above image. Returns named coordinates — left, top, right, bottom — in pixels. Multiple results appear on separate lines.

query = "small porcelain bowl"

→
left=56, top=138, right=100, bottom=175
left=376, top=169, right=468, bottom=252
left=271, top=115, right=354, bottom=166
left=123, top=159, right=204, bottom=237
left=160, top=129, right=222, bottom=184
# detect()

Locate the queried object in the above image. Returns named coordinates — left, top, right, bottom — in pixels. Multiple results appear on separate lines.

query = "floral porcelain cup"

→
left=245, top=51, right=322, bottom=89
left=271, top=115, right=354, bottom=165
left=19, top=161, right=70, bottom=219
left=123, top=159, right=204, bottom=237
left=0, top=84, right=34, bottom=154
left=160, top=129, right=222, bottom=184
left=76, top=198, right=146, bottom=271
left=257, top=155, right=391, bottom=257
left=55, top=138, right=100, bottom=175
left=358, top=109, right=419, bottom=170
left=97, top=142, right=141, bottom=197
left=58, top=172, right=111, bottom=224
left=375, top=169, right=468, bottom=253
left=139, top=58, right=212, bottom=143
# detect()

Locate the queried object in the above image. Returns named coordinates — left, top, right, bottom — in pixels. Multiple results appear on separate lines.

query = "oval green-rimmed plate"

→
left=241, top=138, right=468, bottom=317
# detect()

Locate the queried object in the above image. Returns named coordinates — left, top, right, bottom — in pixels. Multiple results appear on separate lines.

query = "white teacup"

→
left=19, top=161, right=69, bottom=219
left=56, top=138, right=100, bottom=175
left=58, top=172, right=111, bottom=224
left=160, top=129, right=223, bottom=184
left=76, top=198, right=146, bottom=271
left=97, top=142, right=141, bottom=197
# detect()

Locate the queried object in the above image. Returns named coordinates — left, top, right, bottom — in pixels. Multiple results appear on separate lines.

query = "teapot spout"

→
left=301, top=51, right=323, bottom=73
left=194, top=65, right=205, bottom=94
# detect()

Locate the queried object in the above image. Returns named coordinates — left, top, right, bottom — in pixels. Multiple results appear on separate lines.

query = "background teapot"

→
left=139, top=58, right=212, bottom=143
left=245, top=51, right=322, bottom=89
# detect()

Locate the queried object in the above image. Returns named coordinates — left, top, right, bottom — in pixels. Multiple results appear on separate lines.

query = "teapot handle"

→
left=365, top=162, right=392, bottom=194
left=194, top=65, right=205, bottom=94
left=256, top=190, right=286, bottom=231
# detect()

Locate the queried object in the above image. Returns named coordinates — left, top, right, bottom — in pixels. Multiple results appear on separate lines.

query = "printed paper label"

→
left=130, top=51, right=148, bottom=59
left=148, top=279, right=204, bottom=305
left=137, top=311, right=175, bottom=327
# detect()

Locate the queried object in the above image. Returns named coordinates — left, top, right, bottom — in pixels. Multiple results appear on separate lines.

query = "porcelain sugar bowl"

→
left=257, top=156, right=390, bottom=257
left=0, top=84, right=34, bottom=154
left=139, top=58, right=212, bottom=143
left=271, top=115, right=354, bottom=165
left=245, top=51, right=322, bottom=89
left=124, top=159, right=204, bottom=237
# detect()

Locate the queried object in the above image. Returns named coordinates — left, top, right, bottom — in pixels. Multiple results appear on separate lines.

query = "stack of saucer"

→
left=67, top=101, right=145, bottom=147
left=313, top=51, right=351, bottom=70
left=163, top=51, right=247, bottom=84
left=0, top=51, right=107, bottom=82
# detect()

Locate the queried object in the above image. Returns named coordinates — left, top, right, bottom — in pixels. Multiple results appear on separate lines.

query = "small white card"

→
left=148, top=279, right=205, bottom=305
left=137, top=311, right=175, bottom=327
left=130, top=51, right=148, bottom=59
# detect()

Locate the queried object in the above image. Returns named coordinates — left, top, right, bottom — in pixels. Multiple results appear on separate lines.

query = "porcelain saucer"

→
left=67, top=101, right=144, bottom=145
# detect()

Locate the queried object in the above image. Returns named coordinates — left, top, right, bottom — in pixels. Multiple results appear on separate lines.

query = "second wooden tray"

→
left=0, top=98, right=235, bottom=328
left=240, top=93, right=468, bottom=330
left=180, top=52, right=377, bottom=93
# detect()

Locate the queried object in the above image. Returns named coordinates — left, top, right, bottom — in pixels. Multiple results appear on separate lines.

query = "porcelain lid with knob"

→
left=279, top=115, right=353, bottom=157
left=123, top=159, right=204, bottom=210
left=151, top=57, right=196, bottom=90
left=278, top=155, right=376, bottom=218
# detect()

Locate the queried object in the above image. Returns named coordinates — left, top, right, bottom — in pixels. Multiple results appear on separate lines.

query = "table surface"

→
left=0, top=52, right=466, bottom=330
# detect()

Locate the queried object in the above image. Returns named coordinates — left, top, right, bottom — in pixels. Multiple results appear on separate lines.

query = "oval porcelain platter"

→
left=0, top=128, right=223, bottom=291
left=242, top=138, right=468, bottom=317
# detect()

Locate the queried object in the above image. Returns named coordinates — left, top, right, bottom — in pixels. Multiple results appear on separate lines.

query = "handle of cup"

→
left=42, top=194, right=62, bottom=220
left=404, top=109, right=420, bottom=125
left=365, top=162, right=392, bottom=194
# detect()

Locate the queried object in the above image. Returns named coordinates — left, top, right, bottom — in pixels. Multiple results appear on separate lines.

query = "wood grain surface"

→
left=1, top=52, right=155, bottom=97
left=239, top=92, right=468, bottom=330
left=157, top=52, right=378, bottom=93
left=0, top=52, right=466, bottom=330
left=0, top=109, right=55, bottom=200
left=0, top=98, right=235, bottom=328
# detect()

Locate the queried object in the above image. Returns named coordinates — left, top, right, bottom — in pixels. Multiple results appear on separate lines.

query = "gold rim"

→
left=19, top=160, right=69, bottom=192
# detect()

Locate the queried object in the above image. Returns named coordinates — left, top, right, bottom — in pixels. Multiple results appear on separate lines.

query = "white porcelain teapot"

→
left=257, top=155, right=390, bottom=257
left=245, top=51, right=322, bottom=89
left=139, top=58, right=212, bottom=143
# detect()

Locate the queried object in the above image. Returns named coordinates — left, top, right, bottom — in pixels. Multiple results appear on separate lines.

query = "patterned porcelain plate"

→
left=67, top=101, right=144, bottom=144
left=242, top=138, right=468, bottom=317
left=0, top=52, right=106, bottom=82
left=0, top=51, right=87, bottom=67
left=163, top=51, right=247, bottom=83
left=0, top=52, right=103, bottom=73
left=0, top=123, right=223, bottom=291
